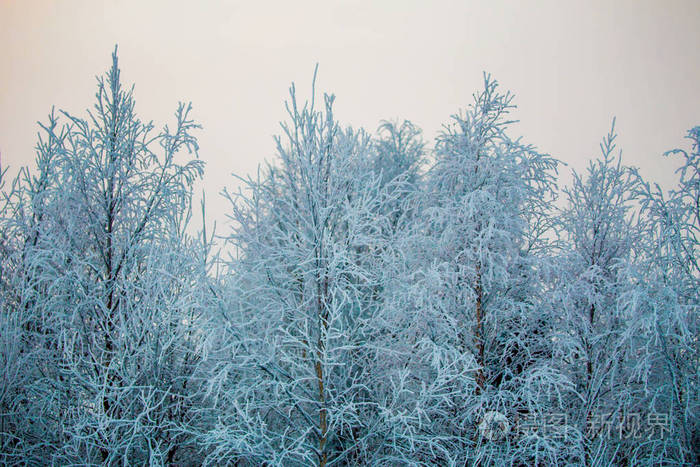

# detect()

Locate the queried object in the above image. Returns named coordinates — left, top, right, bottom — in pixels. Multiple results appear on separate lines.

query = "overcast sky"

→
left=1, top=0, right=699, bottom=227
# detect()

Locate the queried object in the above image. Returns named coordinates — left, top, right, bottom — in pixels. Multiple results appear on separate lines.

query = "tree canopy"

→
left=1, top=50, right=697, bottom=466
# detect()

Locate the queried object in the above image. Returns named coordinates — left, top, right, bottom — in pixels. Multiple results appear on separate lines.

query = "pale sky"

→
left=1, top=0, right=699, bottom=228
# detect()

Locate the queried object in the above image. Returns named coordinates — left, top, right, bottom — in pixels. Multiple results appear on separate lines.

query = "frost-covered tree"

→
left=553, top=121, right=647, bottom=465
left=365, top=74, right=571, bottom=465
left=0, top=165, right=33, bottom=462
left=369, top=120, right=425, bottom=238
left=628, top=126, right=700, bottom=465
left=372, top=120, right=424, bottom=195
left=0, top=112, right=77, bottom=462
left=0, top=48, right=209, bottom=464
left=202, top=75, right=400, bottom=466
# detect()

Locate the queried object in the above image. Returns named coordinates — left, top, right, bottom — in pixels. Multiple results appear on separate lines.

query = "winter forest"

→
left=0, top=50, right=697, bottom=467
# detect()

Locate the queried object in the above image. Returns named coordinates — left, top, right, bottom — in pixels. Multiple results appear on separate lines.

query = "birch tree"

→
left=202, top=75, right=396, bottom=466
left=0, top=48, right=208, bottom=464
left=364, top=74, right=572, bottom=465
left=553, top=121, right=648, bottom=465
left=628, top=126, right=700, bottom=465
